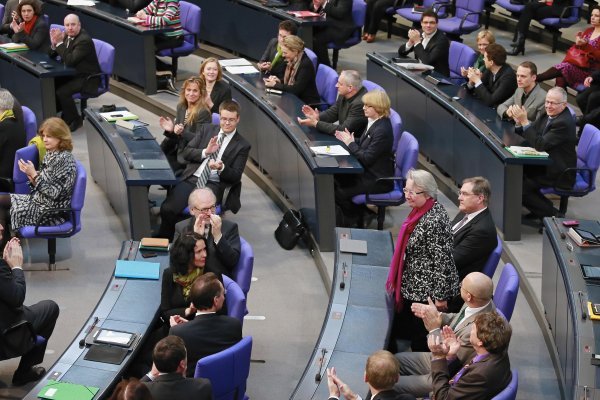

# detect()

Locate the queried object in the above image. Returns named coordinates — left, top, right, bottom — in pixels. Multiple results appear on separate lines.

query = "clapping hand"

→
left=169, top=315, right=188, bottom=327
left=407, top=29, right=421, bottom=45
left=263, top=75, right=279, bottom=88
left=18, top=159, right=36, bottom=180
left=3, top=238, right=23, bottom=270
left=460, top=66, right=469, bottom=77
left=466, top=67, right=482, bottom=85
left=441, top=325, right=461, bottom=360
left=209, top=214, right=222, bottom=241
left=10, top=20, right=24, bottom=33
left=208, top=159, right=223, bottom=171
left=412, top=297, right=442, bottom=331
left=334, top=128, right=354, bottom=145
left=159, top=116, right=175, bottom=132
left=508, top=104, right=528, bottom=126
left=49, top=27, right=65, bottom=46
left=205, top=136, right=220, bottom=155
left=584, top=76, right=593, bottom=87
left=297, top=105, right=320, bottom=127
left=136, top=10, right=147, bottom=19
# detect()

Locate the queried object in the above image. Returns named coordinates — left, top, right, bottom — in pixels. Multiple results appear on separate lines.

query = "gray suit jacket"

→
left=316, top=86, right=368, bottom=136
left=497, top=84, right=546, bottom=122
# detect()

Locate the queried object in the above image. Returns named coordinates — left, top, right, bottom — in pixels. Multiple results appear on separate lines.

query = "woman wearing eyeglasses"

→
left=386, top=169, right=459, bottom=352
left=333, top=90, right=394, bottom=227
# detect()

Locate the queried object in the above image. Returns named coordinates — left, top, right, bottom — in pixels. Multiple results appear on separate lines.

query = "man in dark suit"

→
left=258, top=20, right=298, bottom=78
left=173, top=188, right=241, bottom=280
left=394, top=272, right=494, bottom=398
left=510, top=87, right=577, bottom=221
left=452, top=177, right=497, bottom=281
left=466, top=43, right=516, bottom=108
left=0, top=225, right=59, bottom=386
left=169, top=272, right=242, bottom=376
left=141, top=335, right=212, bottom=400
left=398, top=10, right=449, bottom=77
left=327, top=350, right=414, bottom=400
left=309, top=0, right=355, bottom=67
left=298, top=70, right=368, bottom=137
left=49, top=14, right=101, bottom=131
left=157, top=101, right=251, bottom=240
left=428, top=311, right=512, bottom=400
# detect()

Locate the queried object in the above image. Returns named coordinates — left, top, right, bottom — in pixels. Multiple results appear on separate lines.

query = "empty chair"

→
left=21, top=106, right=37, bottom=143
left=304, top=47, right=318, bottom=71
left=448, top=41, right=477, bottom=84
left=18, top=160, right=87, bottom=270
left=352, top=131, right=419, bottom=230
left=493, top=263, right=519, bottom=321
left=436, top=0, right=485, bottom=40
left=492, top=369, right=518, bottom=400
left=231, top=237, right=254, bottom=300
left=396, top=0, right=450, bottom=25
left=538, top=0, right=585, bottom=53
left=327, top=0, right=367, bottom=69
left=362, top=79, right=385, bottom=92
left=0, top=145, right=39, bottom=195
left=223, top=275, right=246, bottom=325
left=72, top=39, right=115, bottom=115
left=539, top=124, right=600, bottom=215
left=194, top=336, right=252, bottom=400
left=157, top=1, right=202, bottom=77
left=482, top=235, right=503, bottom=278
left=316, top=64, right=339, bottom=108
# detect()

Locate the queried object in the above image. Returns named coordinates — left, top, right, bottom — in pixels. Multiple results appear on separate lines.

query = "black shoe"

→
left=523, top=212, right=539, bottom=220
left=508, top=44, right=525, bottom=56
left=69, top=117, right=83, bottom=132
left=12, top=366, right=46, bottom=386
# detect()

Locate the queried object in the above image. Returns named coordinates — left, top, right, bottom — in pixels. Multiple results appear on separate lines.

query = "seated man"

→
left=0, top=224, right=60, bottom=386
left=428, top=311, right=512, bottom=399
left=327, top=350, right=414, bottom=400
left=394, top=272, right=494, bottom=398
left=174, top=188, right=241, bottom=278
left=576, top=70, right=600, bottom=132
left=465, top=43, right=516, bottom=108
left=258, top=20, right=298, bottom=79
left=0, top=89, right=26, bottom=183
left=49, top=14, right=101, bottom=132
left=169, top=272, right=242, bottom=376
left=141, top=335, right=212, bottom=399
left=509, top=87, right=577, bottom=221
left=298, top=70, right=368, bottom=137
left=309, top=0, right=355, bottom=67
left=157, top=100, right=251, bottom=240
left=497, top=61, right=546, bottom=123
left=398, top=10, right=450, bottom=77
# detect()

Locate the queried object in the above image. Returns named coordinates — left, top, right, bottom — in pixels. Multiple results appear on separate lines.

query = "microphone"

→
left=79, top=316, right=99, bottom=347
left=315, top=348, right=328, bottom=382
left=339, top=261, right=347, bottom=290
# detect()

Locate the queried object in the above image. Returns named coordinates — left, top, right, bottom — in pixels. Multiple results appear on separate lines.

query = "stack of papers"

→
left=287, top=10, right=320, bottom=17
left=311, top=145, right=350, bottom=156
left=505, top=146, right=549, bottom=158
left=219, top=59, right=259, bottom=74
left=395, top=62, right=434, bottom=71
left=67, top=0, right=96, bottom=5
left=100, top=111, right=139, bottom=122
left=0, top=43, right=28, bottom=52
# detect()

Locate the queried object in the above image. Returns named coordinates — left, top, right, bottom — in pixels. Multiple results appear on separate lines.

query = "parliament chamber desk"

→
left=367, top=52, right=552, bottom=242
left=0, top=47, right=76, bottom=121
left=291, top=228, right=394, bottom=399
left=225, top=71, right=363, bottom=252
left=84, top=108, right=176, bottom=240
left=192, top=0, right=325, bottom=60
left=43, top=0, right=173, bottom=94
left=24, top=241, right=170, bottom=399
left=542, top=218, right=600, bottom=400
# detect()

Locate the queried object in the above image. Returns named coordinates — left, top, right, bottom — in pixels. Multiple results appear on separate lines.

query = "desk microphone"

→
left=340, top=261, right=347, bottom=290
left=79, top=316, right=99, bottom=347
left=314, top=348, right=328, bottom=382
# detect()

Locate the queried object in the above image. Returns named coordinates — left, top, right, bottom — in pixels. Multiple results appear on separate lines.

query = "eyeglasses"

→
left=545, top=100, right=565, bottom=106
left=220, top=117, right=237, bottom=123
left=458, top=190, right=478, bottom=197
left=191, top=204, right=216, bottom=214
left=362, top=104, right=374, bottom=109
left=403, top=188, right=424, bottom=196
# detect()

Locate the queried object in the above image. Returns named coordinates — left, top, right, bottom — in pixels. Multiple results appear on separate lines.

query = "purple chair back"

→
left=194, top=336, right=252, bottom=400
left=449, top=41, right=477, bottom=81
left=0, top=5, right=4, bottom=24
left=349, top=0, right=367, bottom=42
left=390, top=108, right=403, bottom=150
left=304, top=48, right=318, bottom=71
left=397, top=0, right=450, bottom=22
left=316, top=64, right=339, bottom=107
left=231, top=237, right=254, bottom=298
left=223, top=275, right=246, bottom=325
left=493, top=263, right=519, bottom=321
left=576, top=124, right=600, bottom=192
left=492, top=369, right=518, bottom=400
left=92, top=39, right=115, bottom=94
left=180, top=1, right=202, bottom=47
left=12, top=145, right=39, bottom=194
left=212, top=112, right=220, bottom=125
left=482, top=235, right=502, bottom=278
left=50, top=24, right=64, bottom=32
left=494, top=0, right=525, bottom=14
left=397, top=131, right=418, bottom=183
left=21, top=106, right=37, bottom=143
left=455, top=0, right=484, bottom=25
left=539, top=0, right=583, bottom=25
left=362, top=79, right=384, bottom=92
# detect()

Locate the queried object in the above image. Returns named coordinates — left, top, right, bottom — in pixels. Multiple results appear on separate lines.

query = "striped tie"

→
left=196, top=134, right=223, bottom=188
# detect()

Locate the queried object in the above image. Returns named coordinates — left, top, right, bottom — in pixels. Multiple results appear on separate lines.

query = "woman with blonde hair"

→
left=199, top=57, right=232, bottom=113
left=461, top=30, right=495, bottom=78
left=0, top=117, right=77, bottom=232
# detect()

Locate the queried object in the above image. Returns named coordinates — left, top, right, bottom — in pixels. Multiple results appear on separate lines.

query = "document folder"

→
left=38, top=380, right=99, bottom=400
left=115, top=260, right=160, bottom=280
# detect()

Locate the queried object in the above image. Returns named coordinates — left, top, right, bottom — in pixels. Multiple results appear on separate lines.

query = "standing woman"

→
left=159, top=76, right=212, bottom=175
left=10, top=0, right=50, bottom=53
left=0, top=118, right=76, bottom=232
left=199, top=57, right=232, bottom=114
left=386, top=169, right=459, bottom=352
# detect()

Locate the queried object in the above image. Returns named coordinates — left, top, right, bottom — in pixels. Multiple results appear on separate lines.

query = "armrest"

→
left=458, top=10, right=482, bottom=30
left=431, top=1, right=452, bottom=14
left=558, top=4, right=578, bottom=21
left=364, top=176, right=404, bottom=203
left=552, top=167, right=593, bottom=193
left=2, top=320, right=35, bottom=337
left=32, top=207, right=77, bottom=237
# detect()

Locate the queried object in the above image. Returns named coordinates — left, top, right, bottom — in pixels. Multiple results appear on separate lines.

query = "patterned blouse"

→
left=400, top=201, right=460, bottom=302
left=10, top=150, right=76, bottom=230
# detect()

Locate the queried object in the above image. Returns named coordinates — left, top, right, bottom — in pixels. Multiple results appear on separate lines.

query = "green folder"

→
left=38, top=380, right=99, bottom=400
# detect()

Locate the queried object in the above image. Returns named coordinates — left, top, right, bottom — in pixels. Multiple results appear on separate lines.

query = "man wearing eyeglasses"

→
left=508, top=87, right=577, bottom=222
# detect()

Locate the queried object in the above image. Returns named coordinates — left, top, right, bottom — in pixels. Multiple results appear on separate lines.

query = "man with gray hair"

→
left=298, top=70, right=368, bottom=137
left=509, top=86, right=577, bottom=221
left=0, top=89, right=26, bottom=182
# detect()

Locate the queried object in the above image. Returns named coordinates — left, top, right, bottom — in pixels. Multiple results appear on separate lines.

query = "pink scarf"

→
left=386, top=197, right=436, bottom=311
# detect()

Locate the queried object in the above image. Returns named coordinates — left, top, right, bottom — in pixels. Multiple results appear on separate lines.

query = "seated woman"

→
left=536, top=6, right=600, bottom=89
left=461, top=29, right=495, bottom=78
left=10, top=0, right=50, bottom=53
left=199, top=57, right=232, bottom=114
left=263, top=35, right=320, bottom=105
left=0, top=118, right=76, bottom=233
left=333, top=90, right=394, bottom=227
left=258, top=20, right=298, bottom=79
left=159, top=76, right=212, bottom=175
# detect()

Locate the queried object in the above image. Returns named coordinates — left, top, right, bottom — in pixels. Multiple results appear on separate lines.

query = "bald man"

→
left=393, top=272, right=495, bottom=398
left=50, top=14, right=101, bottom=131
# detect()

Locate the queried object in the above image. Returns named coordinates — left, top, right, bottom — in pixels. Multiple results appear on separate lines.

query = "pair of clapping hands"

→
left=296, top=105, right=355, bottom=145
left=3, top=237, right=23, bottom=269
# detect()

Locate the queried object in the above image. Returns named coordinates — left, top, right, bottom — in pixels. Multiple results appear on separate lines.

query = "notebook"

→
left=115, top=260, right=160, bottom=280
left=38, top=380, right=99, bottom=400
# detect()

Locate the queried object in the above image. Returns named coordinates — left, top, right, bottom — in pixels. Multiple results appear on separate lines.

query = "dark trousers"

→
left=516, top=2, right=563, bottom=34
left=390, top=299, right=429, bottom=352
left=365, top=0, right=394, bottom=34
left=334, top=174, right=392, bottom=219
left=18, top=300, right=59, bottom=372
left=522, top=173, right=556, bottom=218
left=155, top=35, right=184, bottom=71
left=56, top=77, right=86, bottom=124
left=577, top=86, right=600, bottom=129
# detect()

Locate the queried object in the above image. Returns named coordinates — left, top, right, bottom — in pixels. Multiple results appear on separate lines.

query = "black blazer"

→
left=0, top=261, right=26, bottom=333
left=12, top=16, right=50, bottom=53
left=398, top=30, right=450, bottom=77
left=174, top=217, right=241, bottom=277
left=0, top=117, right=26, bottom=180
left=317, top=86, right=368, bottom=136
left=260, top=37, right=286, bottom=79
left=452, top=209, right=497, bottom=280
left=53, top=29, right=102, bottom=94
left=169, top=313, right=242, bottom=376
left=470, top=63, right=517, bottom=108
left=273, top=53, right=320, bottom=105
left=142, top=373, right=213, bottom=400
left=209, top=80, right=232, bottom=114
left=517, top=107, right=577, bottom=189
left=348, top=118, right=394, bottom=184
left=310, top=0, right=355, bottom=44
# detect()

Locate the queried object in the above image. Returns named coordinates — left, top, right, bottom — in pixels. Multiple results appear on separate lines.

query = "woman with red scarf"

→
left=10, top=0, right=50, bottom=53
left=386, top=169, right=459, bottom=352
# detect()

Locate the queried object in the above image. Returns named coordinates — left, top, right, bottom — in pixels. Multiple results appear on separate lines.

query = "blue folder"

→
left=115, top=260, right=160, bottom=280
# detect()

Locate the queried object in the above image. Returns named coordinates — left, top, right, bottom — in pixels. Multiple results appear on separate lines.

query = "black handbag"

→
left=274, top=209, right=306, bottom=250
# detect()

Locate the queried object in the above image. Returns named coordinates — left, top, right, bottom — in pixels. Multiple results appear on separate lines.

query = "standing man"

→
left=309, top=0, right=355, bottom=67
left=509, top=87, right=577, bottom=221
left=174, top=188, right=241, bottom=279
left=398, top=10, right=450, bottom=77
left=497, top=61, right=546, bottom=122
left=465, top=43, right=516, bottom=108
left=0, top=224, right=60, bottom=385
left=298, top=70, right=368, bottom=137
left=49, top=14, right=101, bottom=132
left=157, top=101, right=251, bottom=240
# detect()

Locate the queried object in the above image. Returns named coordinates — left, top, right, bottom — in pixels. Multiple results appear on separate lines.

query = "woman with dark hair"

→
left=109, top=378, right=153, bottom=400
left=10, top=0, right=50, bottom=53
left=199, top=57, right=232, bottom=114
